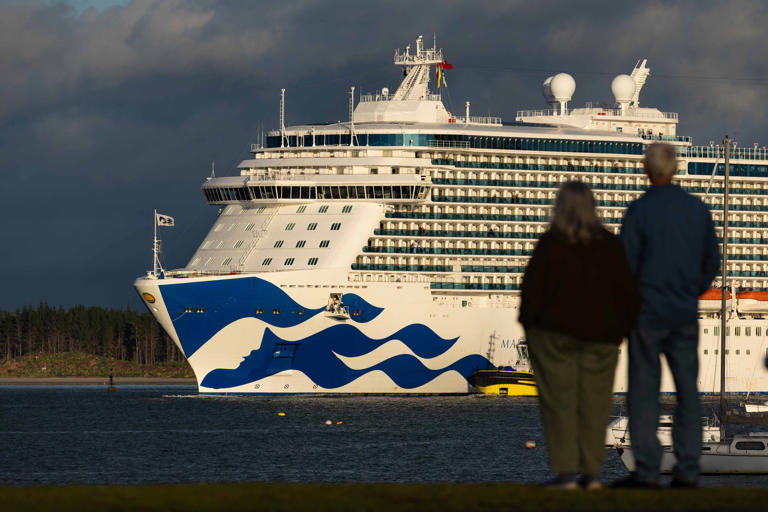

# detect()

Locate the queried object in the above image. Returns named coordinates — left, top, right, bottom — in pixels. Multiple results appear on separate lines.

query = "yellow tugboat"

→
left=470, top=333, right=538, bottom=396
left=470, top=368, right=538, bottom=396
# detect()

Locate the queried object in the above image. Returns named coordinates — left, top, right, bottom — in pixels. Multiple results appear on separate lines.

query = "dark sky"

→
left=2, top=0, right=767, bottom=310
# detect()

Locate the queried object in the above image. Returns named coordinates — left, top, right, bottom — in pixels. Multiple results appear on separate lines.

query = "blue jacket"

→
left=621, top=184, right=720, bottom=329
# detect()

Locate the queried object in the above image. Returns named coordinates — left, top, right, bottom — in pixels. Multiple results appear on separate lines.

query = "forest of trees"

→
left=0, top=303, right=183, bottom=365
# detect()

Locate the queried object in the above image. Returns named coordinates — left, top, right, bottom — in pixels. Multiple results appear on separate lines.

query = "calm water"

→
left=0, top=386, right=764, bottom=487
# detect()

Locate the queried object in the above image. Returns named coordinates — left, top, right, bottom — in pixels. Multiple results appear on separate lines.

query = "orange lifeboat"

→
left=737, top=291, right=768, bottom=313
left=698, top=288, right=732, bottom=312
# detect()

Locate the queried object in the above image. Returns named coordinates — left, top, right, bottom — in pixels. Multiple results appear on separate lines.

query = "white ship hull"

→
left=136, top=272, right=768, bottom=395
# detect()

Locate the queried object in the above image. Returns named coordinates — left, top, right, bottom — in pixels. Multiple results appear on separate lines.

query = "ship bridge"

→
left=201, top=174, right=431, bottom=205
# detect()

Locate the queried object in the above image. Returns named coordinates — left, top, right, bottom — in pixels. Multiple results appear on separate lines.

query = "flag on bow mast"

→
left=435, top=60, right=453, bottom=89
left=156, top=212, right=175, bottom=227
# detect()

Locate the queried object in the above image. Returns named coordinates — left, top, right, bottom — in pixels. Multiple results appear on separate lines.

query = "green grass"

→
left=0, top=351, right=193, bottom=378
left=2, top=482, right=768, bottom=512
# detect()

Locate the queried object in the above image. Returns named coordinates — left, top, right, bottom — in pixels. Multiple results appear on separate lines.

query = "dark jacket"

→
left=620, top=184, right=720, bottom=329
left=519, top=228, right=640, bottom=344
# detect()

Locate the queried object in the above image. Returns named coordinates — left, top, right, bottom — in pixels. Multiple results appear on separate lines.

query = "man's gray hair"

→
left=644, top=142, right=678, bottom=180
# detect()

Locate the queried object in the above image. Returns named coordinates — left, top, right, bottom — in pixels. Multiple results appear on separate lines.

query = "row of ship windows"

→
left=354, top=259, right=768, bottom=276
left=274, top=240, right=331, bottom=248
left=261, top=257, right=319, bottom=266
left=213, top=221, right=343, bottom=234
left=705, top=326, right=764, bottom=337
left=434, top=159, right=768, bottom=179
left=386, top=210, right=768, bottom=228
left=433, top=185, right=768, bottom=204
left=222, top=205, right=351, bottom=216
left=266, top=133, right=645, bottom=155
left=203, top=239, right=333, bottom=250
left=430, top=178, right=768, bottom=197
left=363, top=244, right=768, bottom=261
left=372, top=228, right=768, bottom=246
left=204, top=185, right=426, bottom=202
left=432, top=195, right=768, bottom=212
left=434, top=159, right=643, bottom=174
left=285, top=222, right=341, bottom=231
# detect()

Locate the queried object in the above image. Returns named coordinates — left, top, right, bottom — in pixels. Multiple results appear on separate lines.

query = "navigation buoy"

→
left=325, top=420, right=332, bottom=425
left=277, top=412, right=286, bottom=417
left=107, top=373, right=116, bottom=392
left=525, top=440, right=536, bottom=449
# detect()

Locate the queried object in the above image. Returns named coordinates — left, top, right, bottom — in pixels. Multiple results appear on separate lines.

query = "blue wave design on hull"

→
left=160, top=276, right=384, bottom=357
left=201, top=323, right=490, bottom=390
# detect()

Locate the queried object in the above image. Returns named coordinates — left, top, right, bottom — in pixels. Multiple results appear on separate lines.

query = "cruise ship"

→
left=135, top=36, right=768, bottom=395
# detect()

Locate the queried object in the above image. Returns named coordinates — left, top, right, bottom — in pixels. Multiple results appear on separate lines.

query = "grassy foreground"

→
left=3, top=482, right=768, bottom=512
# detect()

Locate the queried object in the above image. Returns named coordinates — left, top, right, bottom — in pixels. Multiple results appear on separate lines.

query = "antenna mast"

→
left=152, top=209, right=159, bottom=277
left=280, top=88, right=286, bottom=148
left=349, top=86, right=356, bottom=146
left=720, top=135, right=731, bottom=441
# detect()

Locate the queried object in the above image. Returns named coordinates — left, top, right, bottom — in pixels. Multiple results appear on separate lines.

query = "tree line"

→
left=0, top=303, right=183, bottom=365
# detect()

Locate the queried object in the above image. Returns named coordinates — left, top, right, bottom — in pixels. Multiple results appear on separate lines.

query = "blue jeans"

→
left=628, top=322, right=701, bottom=482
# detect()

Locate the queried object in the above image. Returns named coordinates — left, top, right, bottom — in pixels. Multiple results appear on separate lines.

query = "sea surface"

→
left=0, top=386, right=765, bottom=487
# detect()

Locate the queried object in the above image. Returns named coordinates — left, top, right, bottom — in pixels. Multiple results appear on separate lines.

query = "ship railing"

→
left=394, top=47, right=443, bottom=66
left=641, top=134, right=692, bottom=143
left=467, top=116, right=503, bottom=126
left=358, top=92, right=442, bottom=103
left=683, top=145, right=768, bottom=161
left=516, top=108, right=678, bottom=120
left=428, top=140, right=470, bottom=149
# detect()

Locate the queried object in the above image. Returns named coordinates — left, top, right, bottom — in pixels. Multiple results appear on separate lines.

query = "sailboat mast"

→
left=720, top=136, right=731, bottom=439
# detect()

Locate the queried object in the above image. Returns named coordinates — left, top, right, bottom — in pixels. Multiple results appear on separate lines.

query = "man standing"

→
left=619, top=143, right=720, bottom=488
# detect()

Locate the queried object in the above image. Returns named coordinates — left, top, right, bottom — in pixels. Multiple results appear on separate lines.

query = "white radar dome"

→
left=550, top=73, right=576, bottom=102
left=542, top=76, right=555, bottom=102
left=611, top=74, right=636, bottom=103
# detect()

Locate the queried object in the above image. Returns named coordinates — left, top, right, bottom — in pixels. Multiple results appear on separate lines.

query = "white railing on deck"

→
left=358, top=92, right=442, bottom=103
left=683, top=145, right=768, bottom=161
left=516, top=108, right=678, bottom=120
left=467, top=116, right=502, bottom=126
left=428, top=140, right=470, bottom=148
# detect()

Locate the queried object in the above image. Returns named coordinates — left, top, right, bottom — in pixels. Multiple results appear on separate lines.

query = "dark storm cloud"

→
left=1, top=0, right=766, bottom=309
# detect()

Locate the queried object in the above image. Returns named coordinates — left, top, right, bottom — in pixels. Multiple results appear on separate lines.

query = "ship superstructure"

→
left=135, top=36, right=768, bottom=394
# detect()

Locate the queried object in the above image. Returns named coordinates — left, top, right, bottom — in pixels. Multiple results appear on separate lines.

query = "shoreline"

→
left=0, top=377, right=196, bottom=385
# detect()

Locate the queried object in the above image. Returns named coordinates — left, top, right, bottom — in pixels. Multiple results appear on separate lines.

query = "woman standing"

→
left=520, top=181, right=639, bottom=490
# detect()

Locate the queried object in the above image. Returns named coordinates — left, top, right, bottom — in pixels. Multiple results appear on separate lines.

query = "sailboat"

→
left=609, top=136, right=768, bottom=474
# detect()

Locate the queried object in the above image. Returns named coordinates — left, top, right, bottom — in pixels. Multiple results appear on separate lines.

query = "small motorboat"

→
left=470, top=367, right=538, bottom=396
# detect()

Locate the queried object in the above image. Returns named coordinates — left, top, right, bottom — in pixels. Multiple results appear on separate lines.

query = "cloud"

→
left=2, top=0, right=768, bottom=308
left=34, top=109, right=115, bottom=153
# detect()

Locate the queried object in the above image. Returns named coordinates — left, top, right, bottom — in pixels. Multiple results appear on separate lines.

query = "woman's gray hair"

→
left=551, top=181, right=604, bottom=244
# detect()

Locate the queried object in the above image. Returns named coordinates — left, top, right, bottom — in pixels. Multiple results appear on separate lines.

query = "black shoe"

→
left=611, top=474, right=660, bottom=489
left=544, top=473, right=580, bottom=490
left=580, top=475, right=602, bottom=491
left=670, top=477, right=698, bottom=489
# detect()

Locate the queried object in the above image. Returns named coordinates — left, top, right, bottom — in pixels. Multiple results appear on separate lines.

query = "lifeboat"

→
left=737, top=291, right=768, bottom=313
left=698, top=288, right=732, bottom=312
